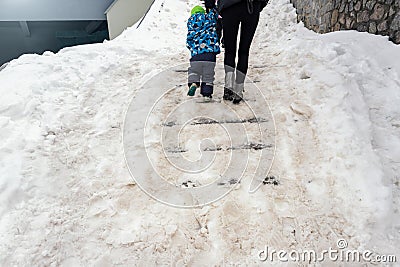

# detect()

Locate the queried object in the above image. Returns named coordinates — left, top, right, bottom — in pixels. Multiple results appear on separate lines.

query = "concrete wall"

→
left=0, top=0, right=114, bottom=21
left=0, top=0, right=113, bottom=65
left=290, top=0, right=400, bottom=44
left=106, top=0, right=154, bottom=39
left=0, top=21, right=94, bottom=65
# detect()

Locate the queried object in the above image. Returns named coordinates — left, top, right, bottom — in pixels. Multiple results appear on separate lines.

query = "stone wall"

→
left=290, top=0, right=400, bottom=44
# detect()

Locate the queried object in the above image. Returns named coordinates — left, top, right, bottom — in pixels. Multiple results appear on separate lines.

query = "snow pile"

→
left=0, top=0, right=399, bottom=265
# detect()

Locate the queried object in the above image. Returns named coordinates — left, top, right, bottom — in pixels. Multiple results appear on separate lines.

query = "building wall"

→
left=290, top=0, right=400, bottom=44
left=106, top=0, right=154, bottom=39
left=0, top=0, right=114, bottom=21
left=0, top=0, right=113, bottom=65
left=0, top=21, right=100, bottom=65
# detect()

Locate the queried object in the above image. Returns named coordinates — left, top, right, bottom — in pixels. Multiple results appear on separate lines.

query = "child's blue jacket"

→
left=186, top=8, right=220, bottom=57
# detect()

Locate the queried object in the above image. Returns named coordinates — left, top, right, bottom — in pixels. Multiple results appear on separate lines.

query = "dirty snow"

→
left=0, top=0, right=399, bottom=265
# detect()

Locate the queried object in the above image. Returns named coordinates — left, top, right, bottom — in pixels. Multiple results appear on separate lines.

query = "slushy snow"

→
left=0, top=0, right=399, bottom=265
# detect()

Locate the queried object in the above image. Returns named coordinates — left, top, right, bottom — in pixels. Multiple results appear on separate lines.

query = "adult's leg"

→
left=236, top=11, right=260, bottom=83
left=216, top=18, right=223, bottom=47
left=221, top=8, right=240, bottom=73
left=221, top=7, right=241, bottom=99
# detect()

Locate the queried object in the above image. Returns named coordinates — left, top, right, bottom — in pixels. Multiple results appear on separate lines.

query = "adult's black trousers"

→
left=221, top=2, right=262, bottom=83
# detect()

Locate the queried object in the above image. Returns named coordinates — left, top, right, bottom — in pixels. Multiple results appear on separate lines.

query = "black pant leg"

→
left=236, top=11, right=260, bottom=83
left=221, top=2, right=262, bottom=82
left=221, top=8, right=240, bottom=73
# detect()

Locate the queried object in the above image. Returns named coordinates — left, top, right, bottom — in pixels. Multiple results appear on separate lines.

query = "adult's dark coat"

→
left=205, top=0, right=268, bottom=13
left=216, top=0, right=242, bottom=12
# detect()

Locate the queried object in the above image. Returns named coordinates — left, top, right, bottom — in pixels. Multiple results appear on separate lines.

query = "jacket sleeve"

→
left=186, top=19, right=195, bottom=50
left=205, top=8, right=218, bottom=27
left=204, top=0, right=216, bottom=9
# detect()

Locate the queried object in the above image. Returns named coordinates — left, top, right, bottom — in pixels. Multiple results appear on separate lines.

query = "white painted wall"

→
left=106, top=0, right=153, bottom=39
left=0, top=0, right=114, bottom=21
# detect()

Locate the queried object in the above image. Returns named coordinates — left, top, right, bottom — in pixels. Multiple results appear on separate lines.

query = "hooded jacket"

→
left=186, top=8, right=221, bottom=57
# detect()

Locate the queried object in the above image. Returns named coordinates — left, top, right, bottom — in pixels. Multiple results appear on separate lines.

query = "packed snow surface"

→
left=0, top=0, right=399, bottom=265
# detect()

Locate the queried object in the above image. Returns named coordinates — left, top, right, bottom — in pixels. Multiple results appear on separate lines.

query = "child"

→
left=186, top=5, right=220, bottom=99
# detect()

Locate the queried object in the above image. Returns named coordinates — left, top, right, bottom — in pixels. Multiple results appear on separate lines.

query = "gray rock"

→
left=357, top=10, right=370, bottom=22
left=325, top=1, right=335, bottom=12
left=354, top=1, right=362, bottom=11
left=369, top=22, right=377, bottom=33
left=339, top=13, right=347, bottom=24
left=346, top=17, right=354, bottom=28
left=339, top=0, right=346, bottom=12
left=318, top=24, right=327, bottom=33
left=321, top=13, right=331, bottom=30
left=357, top=24, right=368, bottom=31
left=389, top=6, right=396, bottom=17
left=331, top=9, right=339, bottom=25
left=395, top=31, right=400, bottom=43
left=377, top=21, right=388, bottom=31
left=370, top=4, right=386, bottom=20
left=391, top=12, right=400, bottom=30
left=366, top=0, right=375, bottom=10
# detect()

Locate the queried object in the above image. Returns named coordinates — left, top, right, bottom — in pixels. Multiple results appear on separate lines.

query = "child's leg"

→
left=200, top=60, right=216, bottom=97
left=188, top=60, right=201, bottom=86
left=187, top=60, right=201, bottom=96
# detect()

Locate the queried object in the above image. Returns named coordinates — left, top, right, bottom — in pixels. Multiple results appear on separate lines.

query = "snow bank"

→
left=256, top=2, right=399, bottom=255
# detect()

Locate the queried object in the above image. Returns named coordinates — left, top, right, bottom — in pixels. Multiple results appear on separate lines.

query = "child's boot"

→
left=187, top=83, right=199, bottom=96
left=200, top=83, right=213, bottom=98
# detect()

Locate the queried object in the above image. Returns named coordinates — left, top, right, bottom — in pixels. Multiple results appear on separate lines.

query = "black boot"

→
left=232, top=83, right=244, bottom=104
left=223, top=71, right=234, bottom=101
left=223, top=87, right=234, bottom=101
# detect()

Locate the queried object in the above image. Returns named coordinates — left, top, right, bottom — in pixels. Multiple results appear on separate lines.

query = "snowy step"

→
left=180, top=175, right=279, bottom=188
left=162, top=117, right=269, bottom=127
left=166, top=142, right=272, bottom=153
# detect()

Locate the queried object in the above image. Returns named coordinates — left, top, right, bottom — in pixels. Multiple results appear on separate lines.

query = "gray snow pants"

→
left=188, top=52, right=217, bottom=97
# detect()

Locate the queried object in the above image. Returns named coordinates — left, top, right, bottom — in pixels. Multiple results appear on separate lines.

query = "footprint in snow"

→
left=290, top=101, right=313, bottom=119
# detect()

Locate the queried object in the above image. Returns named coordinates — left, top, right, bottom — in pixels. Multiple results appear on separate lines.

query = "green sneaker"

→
left=187, top=83, right=198, bottom=96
